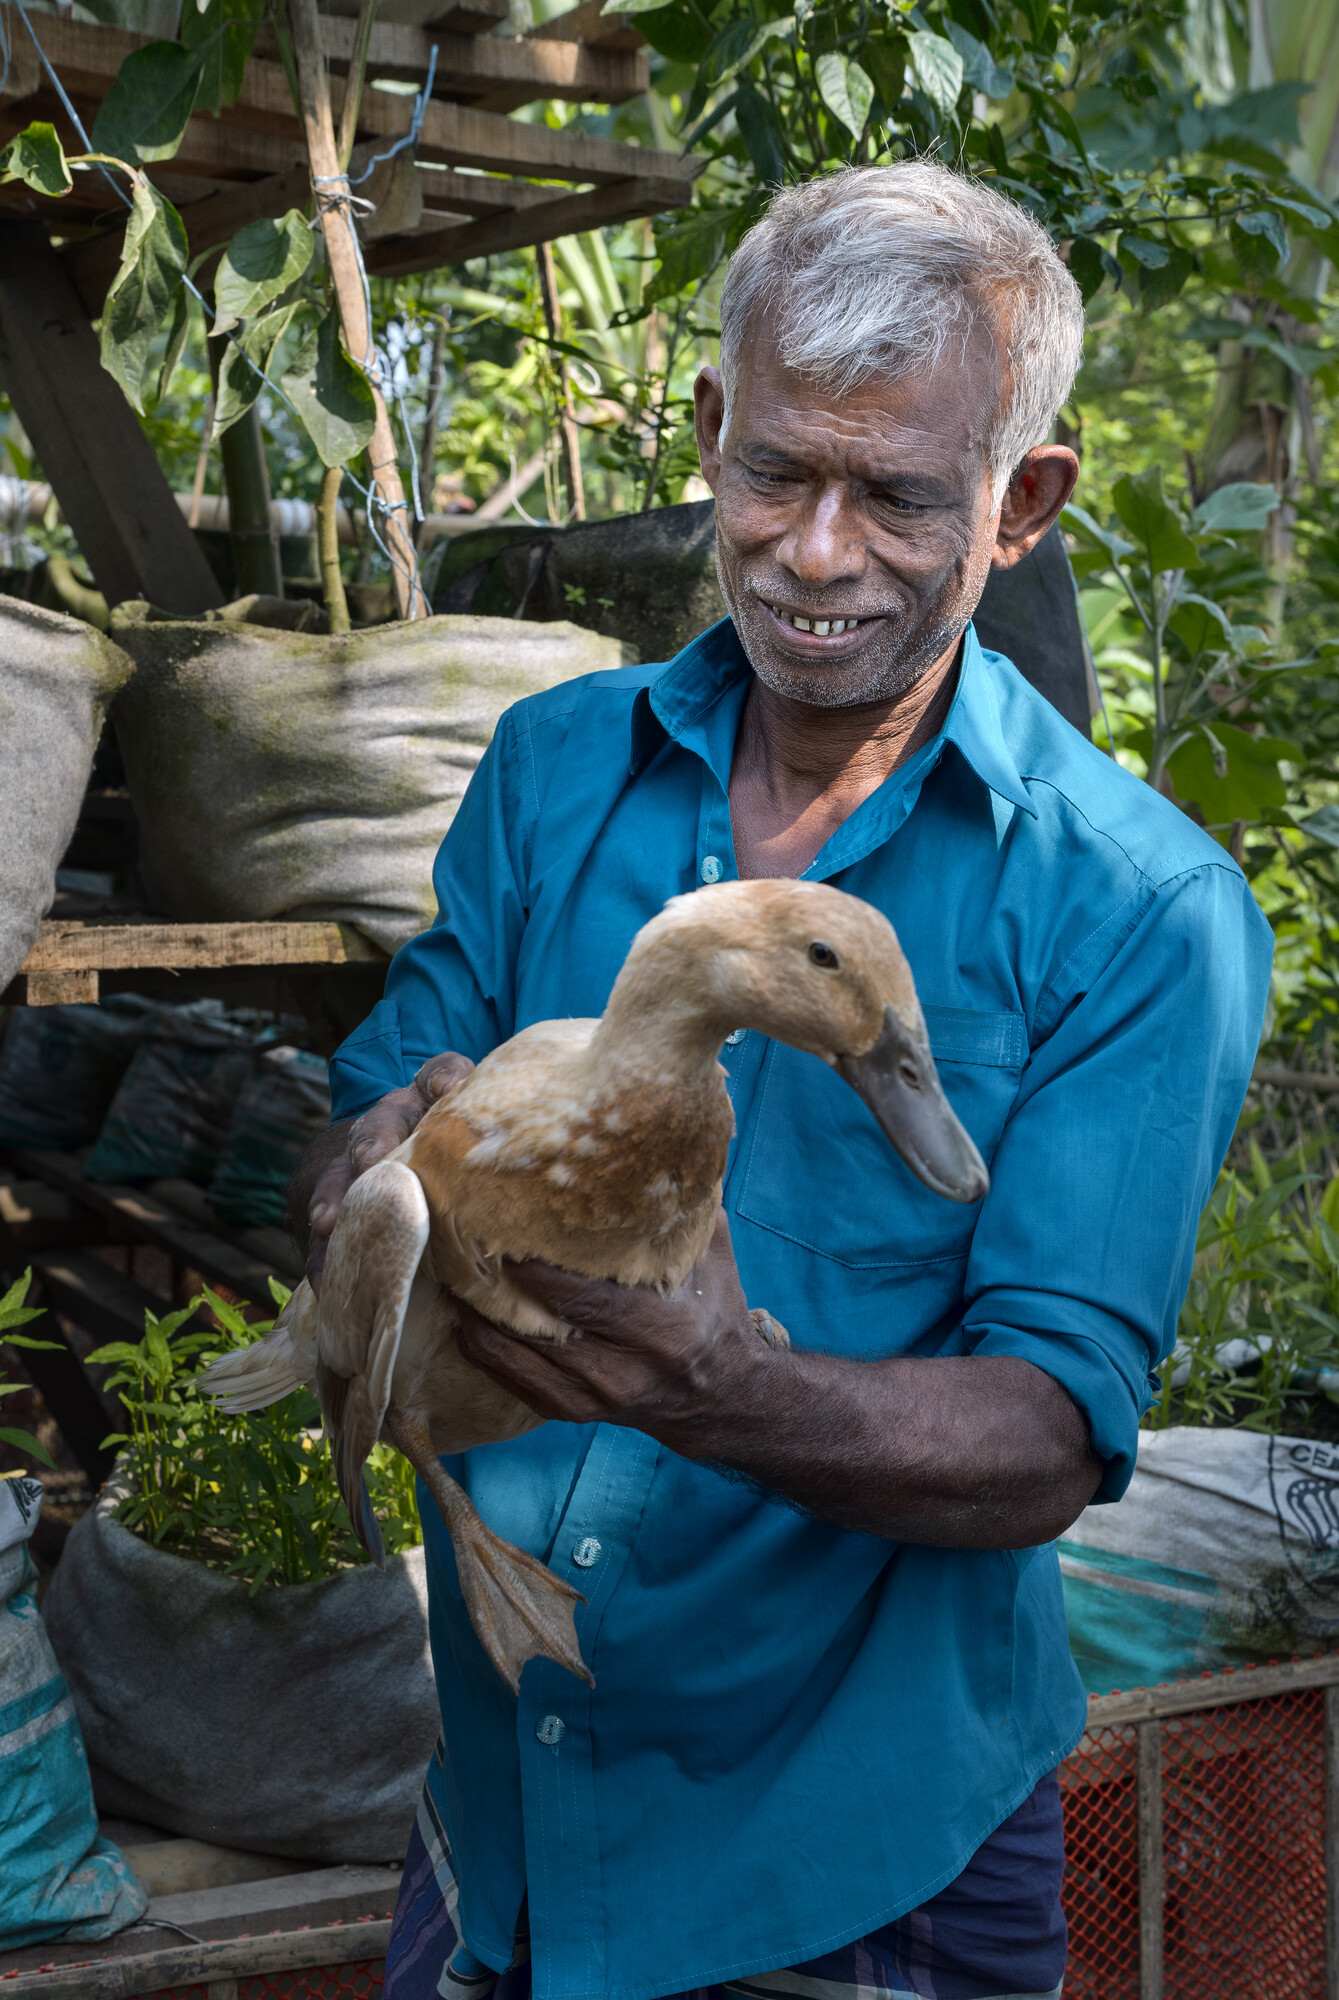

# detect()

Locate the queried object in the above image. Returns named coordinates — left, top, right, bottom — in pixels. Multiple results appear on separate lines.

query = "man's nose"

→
left=773, top=482, right=867, bottom=588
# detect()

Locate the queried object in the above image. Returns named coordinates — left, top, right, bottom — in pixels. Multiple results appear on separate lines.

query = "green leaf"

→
left=1230, top=209, right=1288, bottom=276
left=92, top=40, right=202, bottom=164
left=624, top=0, right=711, bottom=60
left=701, top=14, right=794, bottom=86
left=1, top=121, right=73, bottom=196
left=0, top=1269, right=39, bottom=1327
left=1193, top=482, right=1279, bottom=534
left=1167, top=724, right=1298, bottom=824
left=157, top=283, right=190, bottom=404
left=1111, top=467, right=1197, bottom=571
left=1302, top=805, right=1339, bottom=850
left=942, top=21, right=1012, bottom=100
left=905, top=32, right=962, bottom=123
left=648, top=208, right=729, bottom=304
left=0, top=1428, right=55, bottom=1468
left=816, top=51, right=874, bottom=139
left=1168, top=593, right=1231, bottom=658
left=735, top=84, right=787, bottom=184
left=1119, top=234, right=1169, bottom=270
left=180, top=0, right=264, bottom=113
left=281, top=309, right=376, bottom=469
left=1067, top=237, right=1106, bottom=303
left=99, top=180, right=188, bottom=415
left=1061, top=502, right=1133, bottom=565
left=213, top=210, right=312, bottom=335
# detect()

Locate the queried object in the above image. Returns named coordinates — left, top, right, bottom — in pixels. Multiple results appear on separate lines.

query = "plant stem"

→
left=319, top=463, right=352, bottom=631
left=641, top=300, right=685, bottom=513
left=336, top=0, right=380, bottom=171
left=416, top=314, right=446, bottom=547
left=287, top=0, right=422, bottom=620
left=536, top=240, right=585, bottom=522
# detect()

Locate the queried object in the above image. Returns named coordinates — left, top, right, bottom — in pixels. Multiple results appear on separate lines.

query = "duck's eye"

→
left=808, top=941, right=840, bottom=969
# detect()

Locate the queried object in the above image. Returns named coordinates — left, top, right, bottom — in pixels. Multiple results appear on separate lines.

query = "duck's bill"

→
left=837, top=1006, right=990, bottom=1205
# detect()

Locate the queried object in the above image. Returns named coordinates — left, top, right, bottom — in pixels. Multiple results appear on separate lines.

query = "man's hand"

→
left=291, top=1052, right=474, bottom=1289
left=455, top=1211, right=1103, bottom=1549
left=454, top=1211, right=766, bottom=1440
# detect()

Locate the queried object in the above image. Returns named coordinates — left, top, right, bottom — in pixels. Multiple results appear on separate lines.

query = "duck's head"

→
left=627, top=880, right=989, bottom=1205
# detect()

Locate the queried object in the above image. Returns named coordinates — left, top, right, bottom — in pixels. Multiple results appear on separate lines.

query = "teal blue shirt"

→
left=330, top=619, right=1272, bottom=2000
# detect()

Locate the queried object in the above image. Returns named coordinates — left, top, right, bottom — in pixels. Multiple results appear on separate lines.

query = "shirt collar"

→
left=633, top=616, right=1035, bottom=821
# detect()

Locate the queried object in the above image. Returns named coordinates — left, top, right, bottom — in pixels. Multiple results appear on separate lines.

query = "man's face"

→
left=694, top=324, right=1011, bottom=709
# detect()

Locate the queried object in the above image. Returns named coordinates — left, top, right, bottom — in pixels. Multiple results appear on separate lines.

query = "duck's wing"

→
left=316, top=1160, right=429, bottom=1567
left=200, top=1281, right=318, bottom=1410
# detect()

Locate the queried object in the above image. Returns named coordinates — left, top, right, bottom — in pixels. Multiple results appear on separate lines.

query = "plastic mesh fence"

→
left=144, top=1961, right=383, bottom=2000
left=1062, top=1685, right=1329, bottom=1999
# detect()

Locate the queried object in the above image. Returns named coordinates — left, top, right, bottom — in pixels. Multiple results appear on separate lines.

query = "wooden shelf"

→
left=0, top=6, right=702, bottom=304
left=9, top=917, right=386, bottom=1005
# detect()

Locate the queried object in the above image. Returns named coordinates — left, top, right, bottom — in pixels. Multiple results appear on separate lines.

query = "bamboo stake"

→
left=336, top=0, right=380, bottom=170
left=318, top=464, right=352, bottom=632
left=287, top=0, right=422, bottom=620
left=536, top=240, right=585, bottom=522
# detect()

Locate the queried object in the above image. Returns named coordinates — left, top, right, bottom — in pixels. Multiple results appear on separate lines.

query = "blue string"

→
left=11, top=0, right=130, bottom=208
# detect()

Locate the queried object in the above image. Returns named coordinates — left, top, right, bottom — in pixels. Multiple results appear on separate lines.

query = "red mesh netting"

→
left=1062, top=1685, right=1329, bottom=1999
left=143, top=1960, right=384, bottom=2000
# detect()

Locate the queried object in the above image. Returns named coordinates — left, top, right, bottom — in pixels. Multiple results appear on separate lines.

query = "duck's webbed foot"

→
left=385, top=1407, right=593, bottom=1696
left=749, top=1307, right=790, bottom=1350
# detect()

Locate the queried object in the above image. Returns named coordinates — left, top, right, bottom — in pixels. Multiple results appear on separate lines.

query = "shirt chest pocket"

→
left=732, top=1007, right=1026, bottom=1270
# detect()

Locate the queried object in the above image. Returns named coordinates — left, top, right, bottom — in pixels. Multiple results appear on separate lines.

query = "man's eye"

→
left=871, top=491, right=925, bottom=514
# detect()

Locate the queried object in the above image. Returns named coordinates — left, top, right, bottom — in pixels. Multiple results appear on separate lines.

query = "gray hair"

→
left=717, top=162, right=1085, bottom=504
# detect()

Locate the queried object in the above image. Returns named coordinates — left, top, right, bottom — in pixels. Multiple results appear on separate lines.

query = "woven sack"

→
left=43, top=1487, right=438, bottom=1863
left=109, top=608, right=623, bottom=954
left=1062, top=1425, right=1339, bottom=1693
left=209, top=1044, right=331, bottom=1227
left=0, top=595, right=134, bottom=991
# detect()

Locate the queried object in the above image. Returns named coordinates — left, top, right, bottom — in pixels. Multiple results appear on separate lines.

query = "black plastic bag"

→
left=209, top=1045, right=331, bottom=1228
left=0, top=996, right=154, bottom=1149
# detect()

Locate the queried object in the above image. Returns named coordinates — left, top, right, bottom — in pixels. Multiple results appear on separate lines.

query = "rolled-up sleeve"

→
left=328, top=709, right=534, bottom=1122
left=962, top=861, right=1273, bottom=1500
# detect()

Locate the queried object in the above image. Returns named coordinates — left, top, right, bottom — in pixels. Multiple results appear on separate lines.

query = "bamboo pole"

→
left=318, top=464, right=352, bottom=631
left=286, top=0, right=422, bottom=619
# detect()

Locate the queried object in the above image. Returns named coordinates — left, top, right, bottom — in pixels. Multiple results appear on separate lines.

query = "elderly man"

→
left=296, top=163, right=1271, bottom=2000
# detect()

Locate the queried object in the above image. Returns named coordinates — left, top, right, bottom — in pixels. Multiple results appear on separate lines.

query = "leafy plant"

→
left=0, top=1270, right=60, bottom=1469
left=90, top=1285, right=421, bottom=1590
left=1151, top=1147, right=1339, bottom=1436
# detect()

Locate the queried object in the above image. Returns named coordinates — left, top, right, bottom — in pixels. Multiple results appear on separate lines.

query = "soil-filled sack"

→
left=1062, top=1425, right=1339, bottom=1694
left=0, top=596, right=134, bottom=992
left=0, top=1477, right=145, bottom=1949
left=43, top=1488, right=439, bottom=1862
left=0, top=997, right=154, bottom=1149
left=109, top=607, right=623, bottom=954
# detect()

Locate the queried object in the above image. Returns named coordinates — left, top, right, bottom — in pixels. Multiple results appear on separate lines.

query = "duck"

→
left=202, top=878, right=988, bottom=1693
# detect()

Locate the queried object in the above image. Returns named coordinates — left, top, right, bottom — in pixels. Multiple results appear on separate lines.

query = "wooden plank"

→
left=1, top=1920, right=392, bottom=2000
left=1328, top=1683, right=1339, bottom=2000
left=1137, top=1720, right=1164, bottom=2000
left=1254, top=1067, right=1339, bottom=1094
left=11, top=1150, right=291, bottom=1302
left=1085, top=1651, right=1339, bottom=1729
left=365, top=172, right=690, bottom=276
left=0, top=1180, right=109, bottom=1253
left=20, top=919, right=386, bottom=974
left=529, top=0, right=644, bottom=48
left=0, top=220, right=224, bottom=615
left=32, top=1250, right=183, bottom=1353
left=255, top=15, right=646, bottom=104
left=24, top=970, right=100, bottom=1005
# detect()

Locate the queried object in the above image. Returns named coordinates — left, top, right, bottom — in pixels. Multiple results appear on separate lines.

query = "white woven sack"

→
left=0, top=595, right=134, bottom=990
left=109, top=609, right=624, bottom=954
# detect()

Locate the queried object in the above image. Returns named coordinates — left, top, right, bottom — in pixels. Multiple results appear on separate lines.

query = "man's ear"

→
left=992, top=446, right=1079, bottom=569
left=694, top=366, right=726, bottom=494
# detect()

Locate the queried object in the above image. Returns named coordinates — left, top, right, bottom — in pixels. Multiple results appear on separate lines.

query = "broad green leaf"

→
left=1119, top=234, right=1168, bottom=270
left=1302, top=806, right=1339, bottom=850
left=99, top=180, right=188, bottom=414
left=213, top=210, right=312, bottom=335
left=735, top=84, right=787, bottom=184
left=0, top=1269, right=37, bottom=1325
left=1061, top=502, right=1133, bottom=565
left=620, top=0, right=711, bottom=60
left=649, top=208, right=729, bottom=303
left=0, top=1426, right=55, bottom=1468
left=816, top=51, right=874, bottom=139
left=281, top=309, right=376, bottom=468
left=1067, top=237, right=1106, bottom=303
left=213, top=298, right=298, bottom=433
left=1, top=121, right=72, bottom=196
left=92, top=40, right=202, bottom=164
left=1209, top=81, right=1309, bottom=153
left=1230, top=209, right=1288, bottom=275
left=1168, top=593, right=1231, bottom=658
left=905, top=31, right=962, bottom=123
left=701, top=13, right=794, bottom=86
left=1111, top=467, right=1196, bottom=571
left=1167, top=724, right=1298, bottom=825
left=157, top=284, right=190, bottom=403
left=942, top=21, right=1012, bottom=99
left=180, top=0, right=264, bottom=113
left=1193, top=482, right=1279, bottom=533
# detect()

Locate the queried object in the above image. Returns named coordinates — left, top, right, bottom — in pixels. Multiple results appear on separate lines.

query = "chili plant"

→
left=90, top=1283, right=421, bottom=1590
left=0, top=1269, right=59, bottom=1469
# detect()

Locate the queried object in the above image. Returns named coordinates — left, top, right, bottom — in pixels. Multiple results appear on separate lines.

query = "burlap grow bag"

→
left=43, top=1492, right=439, bottom=1862
left=1061, top=1425, right=1339, bottom=1694
left=109, top=608, right=623, bottom=953
left=0, top=595, right=134, bottom=990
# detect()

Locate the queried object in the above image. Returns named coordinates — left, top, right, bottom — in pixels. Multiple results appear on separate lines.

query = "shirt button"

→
left=572, top=1536, right=602, bottom=1568
left=700, top=854, right=723, bottom=884
left=724, top=1029, right=746, bottom=1047
left=535, top=1715, right=565, bottom=1746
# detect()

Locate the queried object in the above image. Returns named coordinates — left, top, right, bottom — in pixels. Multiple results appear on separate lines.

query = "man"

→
left=295, top=163, right=1272, bottom=2000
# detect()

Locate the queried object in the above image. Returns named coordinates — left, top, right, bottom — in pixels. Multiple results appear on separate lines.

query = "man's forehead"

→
left=729, top=345, right=996, bottom=476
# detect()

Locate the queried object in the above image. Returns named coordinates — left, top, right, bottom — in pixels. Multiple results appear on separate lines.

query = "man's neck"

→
left=728, top=641, right=962, bottom=880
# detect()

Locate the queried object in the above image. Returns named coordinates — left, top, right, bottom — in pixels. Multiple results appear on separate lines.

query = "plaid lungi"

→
left=382, top=1746, right=1066, bottom=2000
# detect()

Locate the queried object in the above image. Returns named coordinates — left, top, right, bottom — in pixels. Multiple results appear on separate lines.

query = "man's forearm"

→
left=662, top=1347, right=1102, bottom=1548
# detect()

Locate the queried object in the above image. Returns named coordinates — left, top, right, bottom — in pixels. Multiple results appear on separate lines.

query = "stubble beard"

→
left=717, top=543, right=995, bottom=711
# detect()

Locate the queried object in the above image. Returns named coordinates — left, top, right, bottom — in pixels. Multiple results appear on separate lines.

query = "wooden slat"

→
left=365, top=172, right=689, bottom=276
left=1254, top=1066, right=1339, bottom=1094
left=19, top=919, right=386, bottom=974
left=529, top=0, right=644, bottom=50
left=2, top=1921, right=392, bottom=2000
left=255, top=15, right=647, bottom=105
left=1084, top=1650, right=1339, bottom=1729
left=1137, top=1720, right=1164, bottom=2000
